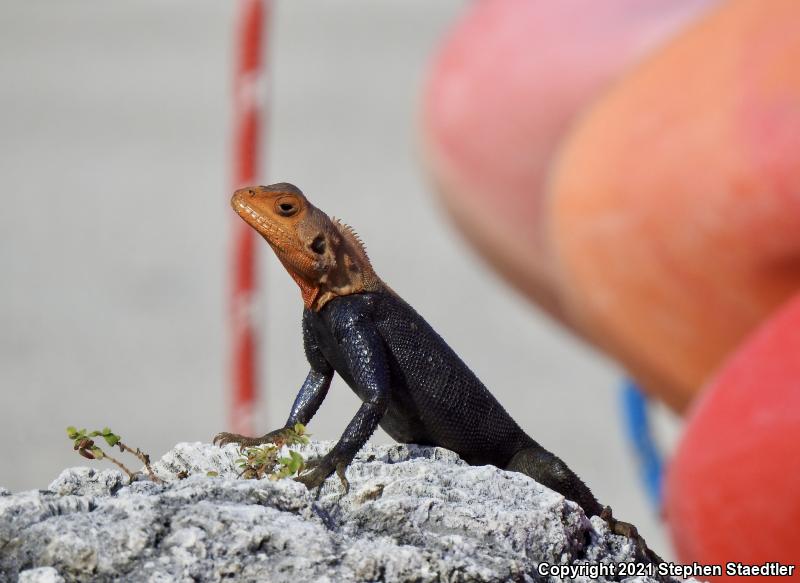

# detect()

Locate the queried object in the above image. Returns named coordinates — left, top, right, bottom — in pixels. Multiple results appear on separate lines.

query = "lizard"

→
left=213, top=182, right=662, bottom=564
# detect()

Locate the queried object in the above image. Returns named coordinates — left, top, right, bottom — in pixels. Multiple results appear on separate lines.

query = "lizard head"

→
left=231, top=182, right=382, bottom=310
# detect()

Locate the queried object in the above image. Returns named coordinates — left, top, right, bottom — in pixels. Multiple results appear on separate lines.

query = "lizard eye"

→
left=277, top=202, right=297, bottom=217
left=275, top=195, right=302, bottom=217
left=310, top=235, right=326, bottom=254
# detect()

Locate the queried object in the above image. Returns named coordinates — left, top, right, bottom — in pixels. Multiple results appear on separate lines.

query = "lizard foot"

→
left=212, top=427, right=293, bottom=449
left=601, top=506, right=664, bottom=566
left=295, top=455, right=350, bottom=494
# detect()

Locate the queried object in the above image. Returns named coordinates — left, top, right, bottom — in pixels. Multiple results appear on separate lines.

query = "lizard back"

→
left=305, top=291, right=535, bottom=467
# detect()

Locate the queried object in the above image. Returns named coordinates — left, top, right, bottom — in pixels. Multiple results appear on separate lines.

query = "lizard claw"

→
left=212, top=430, right=277, bottom=449
left=211, top=431, right=247, bottom=449
left=335, top=461, right=350, bottom=494
left=601, top=506, right=664, bottom=565
left=295, top=455, right=350, bottom=493
left=295, top=457, right=334, bottom=490
left=601, top=505, right=639, bottom=538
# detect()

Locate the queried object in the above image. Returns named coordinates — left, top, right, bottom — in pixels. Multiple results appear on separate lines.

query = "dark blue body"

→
left=284, top=290, right=602, bottom=516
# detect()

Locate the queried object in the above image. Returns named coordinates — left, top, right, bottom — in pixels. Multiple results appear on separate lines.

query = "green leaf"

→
left=206, top=471, right=218, bottom=477
left=68, top=427, right=88, bottom=440
left=288, top=451, right=305, bottom=473
left=91, top=446, right=104, bottom=460
left=89, top=430, right=101, bottom=437
left=103, top=434, right=120, bottom=447
left=272, top=450, right=305, bottom=478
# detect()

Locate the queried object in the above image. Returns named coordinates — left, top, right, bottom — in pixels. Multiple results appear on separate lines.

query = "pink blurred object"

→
left=665, top=294, right=800, bottom=580
left=422, top=0, right=719, bottom=318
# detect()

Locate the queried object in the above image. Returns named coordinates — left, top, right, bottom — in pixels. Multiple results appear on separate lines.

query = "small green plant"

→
left=66, top=426, right=162, bottom=484
left=236, top=423, right=310, bottom=480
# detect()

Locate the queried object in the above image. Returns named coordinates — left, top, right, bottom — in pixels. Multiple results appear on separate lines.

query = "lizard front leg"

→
left=213, top=310, right=334, bottom=449
left=213, top=367, right=332, bottom=448
left=295, top=399, right=386, bottom=493
left=295, top=310, right=390, bottom=493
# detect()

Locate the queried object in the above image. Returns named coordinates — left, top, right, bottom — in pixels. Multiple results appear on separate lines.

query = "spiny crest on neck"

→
left=332, top=217, right=371, bottom=266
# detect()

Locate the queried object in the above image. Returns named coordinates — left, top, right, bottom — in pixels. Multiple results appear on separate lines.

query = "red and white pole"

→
left=230, top=0, right=270, bottom=435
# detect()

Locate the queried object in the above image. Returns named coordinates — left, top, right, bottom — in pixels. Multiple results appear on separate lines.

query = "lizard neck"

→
left=309, top=221, right=384, bottom=311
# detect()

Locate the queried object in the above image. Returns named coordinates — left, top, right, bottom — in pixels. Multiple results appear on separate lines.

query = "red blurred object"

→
left=230, top=0, right=269, bottom=435
left=665, top=293, right=800, bottom=581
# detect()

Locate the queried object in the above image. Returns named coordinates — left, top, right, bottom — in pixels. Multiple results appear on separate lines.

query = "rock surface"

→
left=1, top=442, right=678, bottom=582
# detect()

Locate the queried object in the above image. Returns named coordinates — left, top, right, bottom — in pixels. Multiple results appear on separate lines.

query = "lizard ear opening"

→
left=310, top=234, right=326, bottom=254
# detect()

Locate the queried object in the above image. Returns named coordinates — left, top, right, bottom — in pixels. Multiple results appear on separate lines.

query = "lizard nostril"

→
left=248, top=189, right=256, bottom=197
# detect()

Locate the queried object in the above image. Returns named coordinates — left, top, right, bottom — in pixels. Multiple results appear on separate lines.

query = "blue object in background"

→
left=620, top=380, right=664, bottom=510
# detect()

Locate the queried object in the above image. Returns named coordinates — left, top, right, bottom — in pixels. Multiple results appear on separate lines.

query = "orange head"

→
left=231, top=182, right=381, bottom=309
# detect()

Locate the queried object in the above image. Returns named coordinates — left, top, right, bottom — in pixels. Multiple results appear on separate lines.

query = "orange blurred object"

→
left=549, top=0, right=800, bottom=411
left=422, top=0, right=718, bottom=323
left=664, top=294, right=800, bottom=580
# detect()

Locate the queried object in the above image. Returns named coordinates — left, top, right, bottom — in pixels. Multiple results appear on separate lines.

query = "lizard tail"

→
left=506, top=445, right=665, bottom=567
left=506, top=445, right=604, bottom=518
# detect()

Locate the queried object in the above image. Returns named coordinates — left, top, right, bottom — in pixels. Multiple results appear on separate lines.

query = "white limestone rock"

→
left=0, top=441, right=682, bottom=582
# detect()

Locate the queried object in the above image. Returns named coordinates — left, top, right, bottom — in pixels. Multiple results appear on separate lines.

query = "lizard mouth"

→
left=232, top=198, right=293, bottom=254
left=231, top=193, right=330, bottom=283
left=231, top=198, right=321, bottom=274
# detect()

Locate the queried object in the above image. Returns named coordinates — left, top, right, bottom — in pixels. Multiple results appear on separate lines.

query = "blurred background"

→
left=0, top=0, right=695, bottom=557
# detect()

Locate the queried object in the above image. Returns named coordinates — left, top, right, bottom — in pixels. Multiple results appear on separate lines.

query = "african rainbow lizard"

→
left=213, top=182, right=662, bottom=564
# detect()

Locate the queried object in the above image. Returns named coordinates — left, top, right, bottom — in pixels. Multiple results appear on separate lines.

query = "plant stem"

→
left=101, top=451, right=136, bottom=482
left=118, top=442, right=163, bottom=484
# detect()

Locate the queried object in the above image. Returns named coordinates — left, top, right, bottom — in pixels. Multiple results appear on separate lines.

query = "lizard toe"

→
left=212, top=432, right=235, bottom=447
left=335, top=461, right=350, bottom=494
left=213, top=432, right=257, bottom=448
left=604, top=510, right=664, bottom=566
left=295, top=456, right=336, bottom=490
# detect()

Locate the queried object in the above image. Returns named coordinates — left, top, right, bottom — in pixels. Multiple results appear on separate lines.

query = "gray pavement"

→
left=0, top=0, right=677, bottom=557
